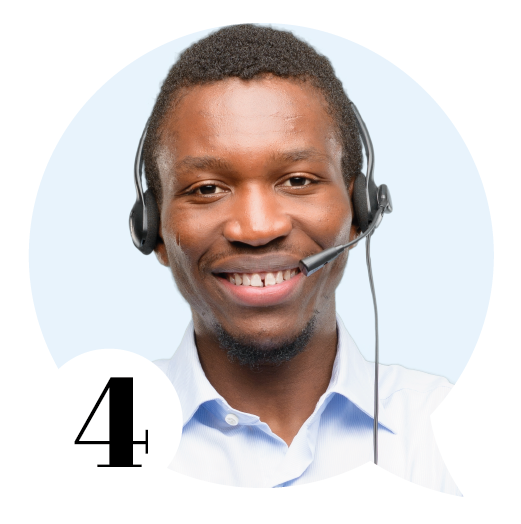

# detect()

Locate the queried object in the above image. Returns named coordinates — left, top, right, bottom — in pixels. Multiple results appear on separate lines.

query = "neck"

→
left=193, top=306, right=338, bottom=446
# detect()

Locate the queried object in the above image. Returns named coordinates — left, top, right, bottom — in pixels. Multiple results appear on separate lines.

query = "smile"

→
left=222, top=268, right=300, bottom=287
left=215, top=268, right=305, bottom=307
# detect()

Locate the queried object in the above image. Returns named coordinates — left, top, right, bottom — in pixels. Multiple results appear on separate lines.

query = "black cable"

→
left=365, top=232, right=379, bottom=465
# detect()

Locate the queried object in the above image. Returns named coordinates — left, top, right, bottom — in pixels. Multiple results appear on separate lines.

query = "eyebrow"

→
left=174, top=148, right=330, bottom=175
left=270, top=147, right=330, bottom=164
left=174, top=156, right=233, bottom=174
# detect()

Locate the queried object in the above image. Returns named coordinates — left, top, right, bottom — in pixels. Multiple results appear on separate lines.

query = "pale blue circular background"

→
left=29, top=24, right=493, bottom=384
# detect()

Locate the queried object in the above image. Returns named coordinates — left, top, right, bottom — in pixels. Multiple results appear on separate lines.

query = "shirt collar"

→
left=164, top=322, right=221, bottom=426
left=165, top=316, right=396, bottom=433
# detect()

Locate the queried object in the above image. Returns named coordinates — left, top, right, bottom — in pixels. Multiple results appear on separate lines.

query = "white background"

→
left=1, top=1, right=520, bottom=522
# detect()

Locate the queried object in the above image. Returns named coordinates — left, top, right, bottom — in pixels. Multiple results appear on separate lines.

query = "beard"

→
left=215, top=314, right=317, bottom=370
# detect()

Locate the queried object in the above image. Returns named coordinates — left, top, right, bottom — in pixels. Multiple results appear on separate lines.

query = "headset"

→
left=129, top=101, right=393, bottom=465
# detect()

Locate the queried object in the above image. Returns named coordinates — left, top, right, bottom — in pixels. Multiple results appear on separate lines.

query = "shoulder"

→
left=378, top=363, right=453, bottom=415
left=376, top=365, right=460, bottom=495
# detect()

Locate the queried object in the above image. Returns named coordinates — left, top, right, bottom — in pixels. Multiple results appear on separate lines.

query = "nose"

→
left=222, top=185, right=292, bottom=246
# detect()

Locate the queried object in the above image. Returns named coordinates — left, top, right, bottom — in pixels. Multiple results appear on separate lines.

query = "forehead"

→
left=157, top=76, right=341, bottom=174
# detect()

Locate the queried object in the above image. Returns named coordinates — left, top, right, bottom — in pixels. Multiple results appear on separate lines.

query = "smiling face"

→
left=154, top=76, right=359, bottom=349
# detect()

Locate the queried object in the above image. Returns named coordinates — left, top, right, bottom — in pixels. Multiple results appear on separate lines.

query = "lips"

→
left=210, top=254, right=306, bottom=307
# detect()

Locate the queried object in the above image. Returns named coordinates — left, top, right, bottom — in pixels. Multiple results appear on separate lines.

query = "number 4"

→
left=75, top=377, right=148, bottom=467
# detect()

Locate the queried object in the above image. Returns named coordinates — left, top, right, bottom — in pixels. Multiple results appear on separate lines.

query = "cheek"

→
left=300, top=191, right=352, bottom=294
left=300, top=192, right=353, bottom=249
left=161, top=203, right=220, bottom=282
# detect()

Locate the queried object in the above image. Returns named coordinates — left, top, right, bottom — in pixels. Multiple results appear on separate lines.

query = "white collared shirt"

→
left=155, top=315, right=461, bottom=495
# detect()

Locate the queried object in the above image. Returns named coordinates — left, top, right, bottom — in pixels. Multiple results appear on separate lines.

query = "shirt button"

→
left=225, top=413, right=239, bottom=426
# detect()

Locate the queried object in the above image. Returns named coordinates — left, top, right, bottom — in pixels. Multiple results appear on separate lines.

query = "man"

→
left=146, top=24, right=459, bottom=494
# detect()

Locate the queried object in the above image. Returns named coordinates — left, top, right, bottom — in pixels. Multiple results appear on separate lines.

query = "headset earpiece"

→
left=142, top=189, right=159, bottom=254
left=129, top=189, right=159, bottom=255
left=352, top=172, right=379, bottom=233
left=129, top=118, right=160, bottom=255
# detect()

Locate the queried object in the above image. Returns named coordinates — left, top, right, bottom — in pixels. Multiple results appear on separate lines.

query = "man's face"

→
left=155, top=76, right=358, bottom=347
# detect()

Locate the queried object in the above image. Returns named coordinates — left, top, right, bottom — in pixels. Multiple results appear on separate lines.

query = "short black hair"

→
left=143, top=24, right=362, bottom=206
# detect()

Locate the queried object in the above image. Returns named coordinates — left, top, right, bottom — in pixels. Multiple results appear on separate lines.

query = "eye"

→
left=281, top=177, right=312, bottom=187
left=195, top=184, right=226, bottom=195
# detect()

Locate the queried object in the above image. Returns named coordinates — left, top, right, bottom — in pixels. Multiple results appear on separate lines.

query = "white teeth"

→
left=250, top=273, right=263, bottom=287
left=227, top=268, right=299, bottom=286
left=265, top=272, right=276, bottom=286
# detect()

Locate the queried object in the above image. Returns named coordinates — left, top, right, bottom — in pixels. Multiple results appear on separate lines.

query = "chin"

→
left=214, top=314, right=318, bottom=368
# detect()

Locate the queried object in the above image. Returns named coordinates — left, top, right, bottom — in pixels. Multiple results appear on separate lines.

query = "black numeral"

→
left=75, top=377, right=148, bottom=467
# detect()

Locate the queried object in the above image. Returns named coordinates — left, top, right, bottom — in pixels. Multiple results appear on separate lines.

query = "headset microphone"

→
left=299, top=102, right=393, bottom=276
left=298, top=185, right=391, bottom=276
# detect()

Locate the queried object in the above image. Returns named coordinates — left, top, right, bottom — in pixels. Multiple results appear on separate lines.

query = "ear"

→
left=154, top=218, right=170, bottom=267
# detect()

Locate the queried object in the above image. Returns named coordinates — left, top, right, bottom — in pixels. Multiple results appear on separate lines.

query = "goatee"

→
left=215, top=314, right=317, bottom=370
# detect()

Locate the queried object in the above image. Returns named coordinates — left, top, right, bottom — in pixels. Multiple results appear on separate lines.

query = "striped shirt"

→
left=155, top=315, right=461, bottom=495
